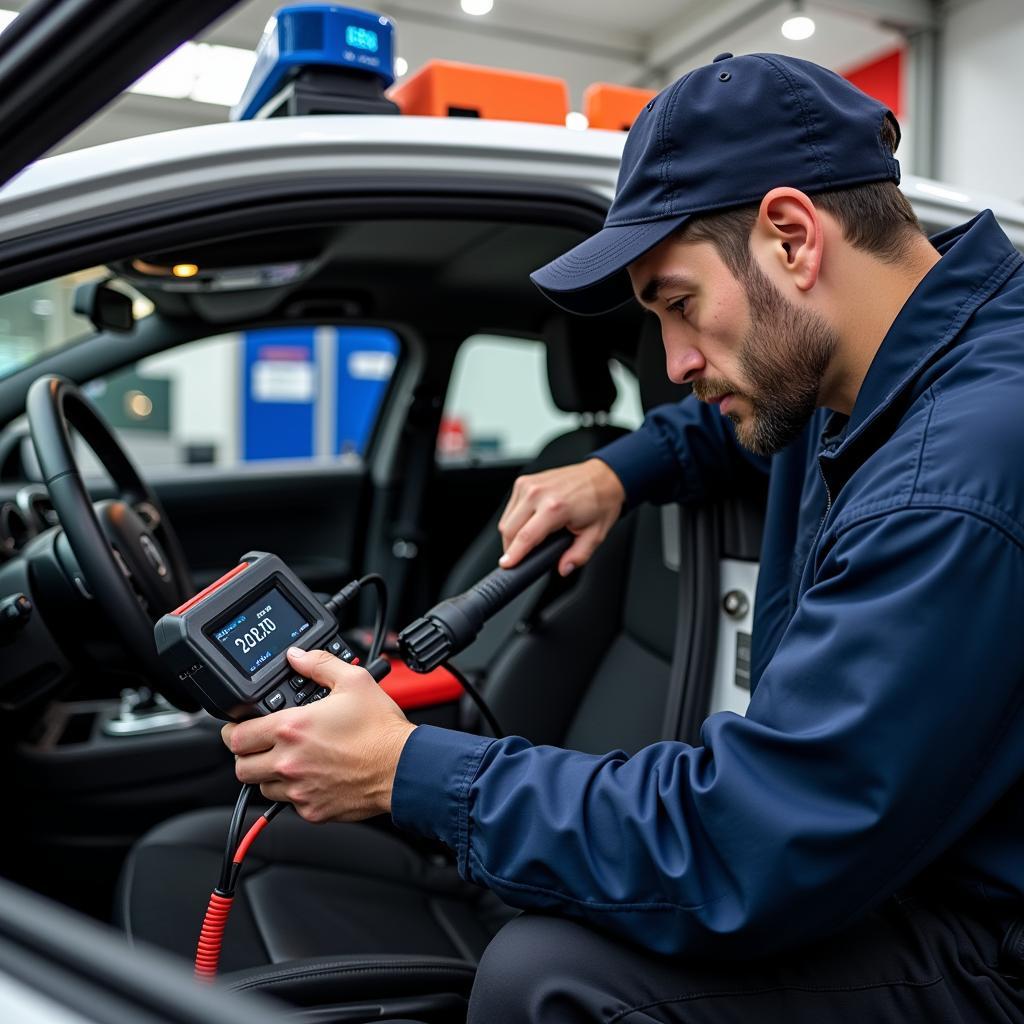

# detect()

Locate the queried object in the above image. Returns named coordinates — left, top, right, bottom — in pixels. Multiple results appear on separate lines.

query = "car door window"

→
left=82, top=325, right=398, bottom=470
left=439, top=334, right=641, bottom=463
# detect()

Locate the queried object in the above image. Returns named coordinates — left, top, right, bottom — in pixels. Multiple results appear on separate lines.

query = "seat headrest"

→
left=543, top=316, right=617, bottom=414
left=636, top=315, right=691, bottom=411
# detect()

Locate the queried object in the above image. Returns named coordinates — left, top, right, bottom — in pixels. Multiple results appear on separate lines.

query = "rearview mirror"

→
left=73, top=281, right=135, bottom=334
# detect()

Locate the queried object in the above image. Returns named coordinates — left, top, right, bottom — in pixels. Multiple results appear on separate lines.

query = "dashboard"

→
left=0, top=486, right=57, bottom=559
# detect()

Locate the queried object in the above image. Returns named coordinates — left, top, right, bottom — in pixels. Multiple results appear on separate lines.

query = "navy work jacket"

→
left=393, top=211, right=1024, bottom=956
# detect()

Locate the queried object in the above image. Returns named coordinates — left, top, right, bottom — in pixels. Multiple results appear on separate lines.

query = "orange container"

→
left=584, top=83, right=657, bottom=132
left=390, top=59, right=569, bottom=125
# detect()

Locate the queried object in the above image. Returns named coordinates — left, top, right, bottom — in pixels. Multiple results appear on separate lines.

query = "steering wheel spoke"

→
left=26, top=375, right=198, bottom=709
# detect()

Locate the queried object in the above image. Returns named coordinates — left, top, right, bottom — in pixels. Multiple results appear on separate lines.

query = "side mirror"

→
left=73, top=281, right=135, bottom=334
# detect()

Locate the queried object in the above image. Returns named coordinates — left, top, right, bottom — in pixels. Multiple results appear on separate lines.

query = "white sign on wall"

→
left=252, top=359, right=315, bottom=402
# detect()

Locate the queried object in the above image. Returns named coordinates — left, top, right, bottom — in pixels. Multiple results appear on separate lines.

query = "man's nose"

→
left=664, top=342, right=705, bottom=385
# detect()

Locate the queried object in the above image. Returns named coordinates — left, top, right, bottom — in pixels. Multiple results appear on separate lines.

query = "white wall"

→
left=140, top=334, right=241, bottom=465
left=939, top=0, right=1024, bottom=201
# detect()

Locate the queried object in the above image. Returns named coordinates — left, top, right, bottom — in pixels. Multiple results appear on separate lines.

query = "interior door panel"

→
left=146, top=465, right=369, bottom=594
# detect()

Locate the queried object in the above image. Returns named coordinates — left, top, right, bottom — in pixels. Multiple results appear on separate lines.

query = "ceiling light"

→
left=132, top=43, right=197, bottom=100
left=461, top=0, right=494, bottom=15
left=781, top=0, right=815, bottom=41
left=172, top=264, right=200, bottom=278
left=190, top=43, right=257, bottom=106
left=126, top=391, right=154, bottom=419
left=394, top=56, right=409, bottom=77
left=131, top=41, right=256, bottom=106
left=565, top=111, right=589, bottom=131
left=782, top=15, right=815, bottom=39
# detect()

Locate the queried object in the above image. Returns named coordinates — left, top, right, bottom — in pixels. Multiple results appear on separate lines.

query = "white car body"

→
left=2, top=115, right=1024, bottom=248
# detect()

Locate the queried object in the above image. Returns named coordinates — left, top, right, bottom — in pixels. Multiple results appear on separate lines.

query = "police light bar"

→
left=232, top=4, right=397, bottom=121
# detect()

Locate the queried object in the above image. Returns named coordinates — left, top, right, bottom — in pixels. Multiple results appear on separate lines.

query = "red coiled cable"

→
left=194, top=891, right=234, bottom=979
left=194, top=798, right=284, bottom=980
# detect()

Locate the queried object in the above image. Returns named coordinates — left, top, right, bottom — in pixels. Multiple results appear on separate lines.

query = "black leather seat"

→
left=441, top=315, right=630, bottom=678
left=118, top=316, right=686, bottom=1015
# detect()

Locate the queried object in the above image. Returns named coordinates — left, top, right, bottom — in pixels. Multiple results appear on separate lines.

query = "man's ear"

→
left=753, top=187, right=822, bottom=292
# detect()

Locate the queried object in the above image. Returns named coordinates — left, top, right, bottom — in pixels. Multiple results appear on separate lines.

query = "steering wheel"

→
left=26, top=375, right=199, bottom=709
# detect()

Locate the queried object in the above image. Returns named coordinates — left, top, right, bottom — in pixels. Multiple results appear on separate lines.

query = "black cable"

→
left=444, top=660, right=504, bottom=739
left=218, top=784, right=254, bottom=893
left=357, top=572, right=388, bottom=664
left=225, top=800, right=288, bottom=891
left=325, top=574, right=389, bottom=665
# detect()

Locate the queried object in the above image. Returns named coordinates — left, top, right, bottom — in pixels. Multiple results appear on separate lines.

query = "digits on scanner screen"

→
left=212, top=586, right=311, bottom=677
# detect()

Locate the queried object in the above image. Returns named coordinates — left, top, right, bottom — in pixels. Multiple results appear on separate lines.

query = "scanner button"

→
left=327, top=639, right=344, bottom=655
left=309, top=687, right=330, bottom=702
left=263, top=690, right=286, bottom=713
left=288, top=674, right=308, bottom=691
left=294, top=682, right=316, bottom=704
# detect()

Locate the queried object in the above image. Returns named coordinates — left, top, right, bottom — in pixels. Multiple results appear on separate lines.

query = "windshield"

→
left=0, top=268, right=153, bottom=380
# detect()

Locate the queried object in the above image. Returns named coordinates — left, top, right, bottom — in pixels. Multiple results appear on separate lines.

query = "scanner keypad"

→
left=260, top=635, right=353, bottom=714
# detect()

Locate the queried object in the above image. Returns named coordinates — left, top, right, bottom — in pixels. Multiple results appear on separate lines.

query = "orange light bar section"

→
left=584, top=83, right=657, bottom=132
left=390, top=59, right=569, bottom=125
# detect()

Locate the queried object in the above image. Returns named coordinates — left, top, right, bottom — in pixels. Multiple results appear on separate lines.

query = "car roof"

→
left=4, top=114, right=1024, bottom=249
left=0, top=116, right=621, bottom=239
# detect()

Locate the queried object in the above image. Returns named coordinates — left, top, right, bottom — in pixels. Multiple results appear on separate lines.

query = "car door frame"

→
left=0, top=0, right=239, bottom=188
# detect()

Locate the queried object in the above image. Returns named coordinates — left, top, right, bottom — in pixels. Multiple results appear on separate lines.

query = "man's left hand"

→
left=221, top=647, right=416, bottom=823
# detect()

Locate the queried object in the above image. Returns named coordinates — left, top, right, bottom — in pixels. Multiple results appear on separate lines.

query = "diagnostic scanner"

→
left=155, top=551, right=355, bottom=721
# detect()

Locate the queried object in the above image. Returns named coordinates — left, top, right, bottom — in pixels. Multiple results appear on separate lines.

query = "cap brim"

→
left=530, top=215, right=690, bottom=316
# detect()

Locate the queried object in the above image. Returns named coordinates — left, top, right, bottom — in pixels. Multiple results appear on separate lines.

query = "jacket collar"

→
left=821, top=210, right=1023, bottom=464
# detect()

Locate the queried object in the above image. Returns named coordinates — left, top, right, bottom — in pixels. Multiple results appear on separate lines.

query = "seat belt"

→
left=383, top=386, right=442, bottom=629
left=661, top=502, right=721, bottom=744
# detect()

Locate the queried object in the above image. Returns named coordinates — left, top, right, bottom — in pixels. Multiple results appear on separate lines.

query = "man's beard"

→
left=692, top=263, right=838, bottom=456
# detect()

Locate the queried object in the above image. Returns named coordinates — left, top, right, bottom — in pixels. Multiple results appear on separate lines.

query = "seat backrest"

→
left=444, top=316, right=631, bottom=675
left=481, top=316, right=695, bottom=753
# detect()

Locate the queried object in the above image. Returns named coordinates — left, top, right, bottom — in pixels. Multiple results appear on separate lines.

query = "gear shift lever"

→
left=102, top=685, right=204, bottom=736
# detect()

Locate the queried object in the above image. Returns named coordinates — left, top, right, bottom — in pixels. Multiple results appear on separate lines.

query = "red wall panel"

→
left=842, top=47, right=903, bottom=118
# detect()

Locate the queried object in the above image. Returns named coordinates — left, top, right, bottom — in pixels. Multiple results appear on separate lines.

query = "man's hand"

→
left=498, top=458, right=626, bottom=575
left=221, top=648, right=416, bottom=824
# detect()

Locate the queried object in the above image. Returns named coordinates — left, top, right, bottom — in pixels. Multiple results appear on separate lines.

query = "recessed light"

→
left=781, top=14, right=815, bottom=40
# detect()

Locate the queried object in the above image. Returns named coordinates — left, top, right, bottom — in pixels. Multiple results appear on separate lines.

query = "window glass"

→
left=439, top=335, right=642, bottom=463
left=0, top=269, right=153, bottom=379
left=81, top=325, right=398, bottom=471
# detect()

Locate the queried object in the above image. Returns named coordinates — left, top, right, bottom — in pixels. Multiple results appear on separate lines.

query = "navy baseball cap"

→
left=532, top=52, right=901, bottom=315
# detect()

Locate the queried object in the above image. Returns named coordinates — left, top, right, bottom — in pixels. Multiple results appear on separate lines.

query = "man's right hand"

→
left=498, top=458, right=626, bottom=576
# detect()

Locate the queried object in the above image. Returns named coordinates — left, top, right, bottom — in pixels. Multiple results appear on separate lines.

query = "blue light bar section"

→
left=232, top=4, right=395, bottom=121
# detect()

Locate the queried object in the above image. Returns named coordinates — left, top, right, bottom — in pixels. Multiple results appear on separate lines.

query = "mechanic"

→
left=224, top=53, right=1024, bottom=1022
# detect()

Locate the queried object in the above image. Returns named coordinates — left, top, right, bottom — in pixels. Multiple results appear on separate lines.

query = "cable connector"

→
left=324, top=580, right=361, bottom=617
left=397, top=615, right=453, bottom=673
left=324, top=573, right=388, bottom=664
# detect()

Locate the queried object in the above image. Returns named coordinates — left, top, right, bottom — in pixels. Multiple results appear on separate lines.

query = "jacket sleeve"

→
left=392, top=507, right=1024, bottom=956
left=592, top=395, right=770, bottom=508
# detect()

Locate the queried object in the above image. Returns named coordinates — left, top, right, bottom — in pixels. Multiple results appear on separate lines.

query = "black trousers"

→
left=467, top=896, right=1024, bottom=1023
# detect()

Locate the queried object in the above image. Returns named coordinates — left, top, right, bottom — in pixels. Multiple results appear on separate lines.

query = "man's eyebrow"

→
left=638, top=274, right=697, bottom=305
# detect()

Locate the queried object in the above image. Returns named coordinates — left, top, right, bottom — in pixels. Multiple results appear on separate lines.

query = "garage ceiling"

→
left=0, top=0, right=908, bottom=155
